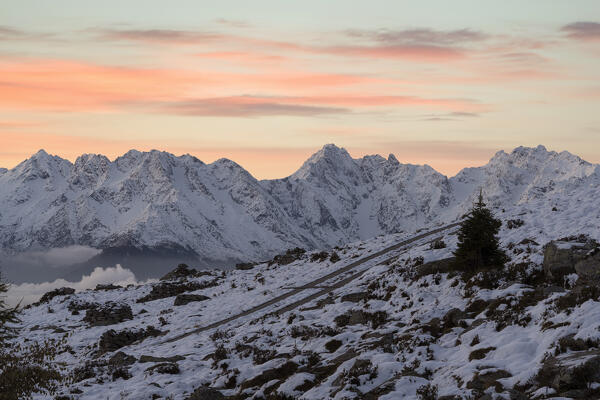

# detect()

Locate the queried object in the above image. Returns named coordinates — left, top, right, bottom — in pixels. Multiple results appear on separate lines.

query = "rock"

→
left=98, top=326, right=165, bottom=353
left=94, top=283, right=122, bottom=291
left=240, top=361, right=298, bottom=389
left=543, top=240, right=598, bottom=283
left=268, top=247, right=306, bottom=266
left=145, top=362, right=180, bottom=375
left=535, top=350, right=600, bottom=397
left=137, top=279, right=218, bottom=303
left=235, top=262, right=257, bottom=271
left=553, top=352, right=600, bottom=392
left=186, top=387, right=225, bottom=400
left=83, top=303, right=133, bottom=326
left=160, top=264, right=209, bottom=281
left=37, top=287, right=75, bottom=304
left=341, top=292, right=368, bottom=303
left=108, top=351, right=136, bottom=366
left=68, top=300, right=99, bottom=313
left=324, top=339, right=342, bottom=353
left=174, top=294, right=210, bottom=306
left=468, top=346, right=496, bottom=361
left=466, top=369, right=511, bottom=392
left=111, top=367, right=132, bottom=381
left=139, top=355, right=185, bottom=363
left=443, top=308, right=466, bottom=328
left=416, top=257, right=456, bottom=277
left=575, top=248, right=600, bottom=282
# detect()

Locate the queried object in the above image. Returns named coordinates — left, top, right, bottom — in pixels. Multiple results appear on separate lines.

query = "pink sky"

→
left=1, top=1, right=599, bottom=178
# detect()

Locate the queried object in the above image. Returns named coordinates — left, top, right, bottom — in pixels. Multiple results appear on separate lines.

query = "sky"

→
left=1, top=0, right=599, bottom=178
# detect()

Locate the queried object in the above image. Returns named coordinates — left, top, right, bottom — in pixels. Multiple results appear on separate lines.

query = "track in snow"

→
left=163, top=222, right=461, bottom=343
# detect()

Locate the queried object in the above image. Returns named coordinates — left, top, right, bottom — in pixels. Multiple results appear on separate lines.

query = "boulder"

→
left=443, top=308, right=466, bottom=329
left=174, top=294, right=210, bottom=306
left=341, top=292, right=368, bottom=303
left=240, top=361, right=298, bottom=389
left=186, top=387, right=225, bottom=400
left=416, top=257, right=456, bottom=277
left=108, top=351, right=136, bottom=366
left=160, top=264, right=209, bottom=281
left=139, top=355, right=185, bottom=363
left=94, top=284, right=122, bottom=291
left=537, top=350, right=600, bottom=395
left=83, top=303, right=133, bottom=326
left=98, top=326, right=164, bottom=353
left=235, top=262, right=257, bottom=271
left=466, top=369, right=511, bottom=392
left=137, top=279, right=218, bottom=303
left=543, top=240, right=598, bottom=283
left=36, top=287, right=75, bottom=304
left=145, top=362, right=180, bottom=375
left=575, top=248, right=600, bottom=282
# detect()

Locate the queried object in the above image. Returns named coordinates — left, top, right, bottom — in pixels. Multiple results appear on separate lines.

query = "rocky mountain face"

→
left=0, top=144, right=598, bottom=268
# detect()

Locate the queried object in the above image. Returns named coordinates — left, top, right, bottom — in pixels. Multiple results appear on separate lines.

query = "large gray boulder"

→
left=543, top=240, right=598, bottom=283
left=575, top=247, right=600, bottom=282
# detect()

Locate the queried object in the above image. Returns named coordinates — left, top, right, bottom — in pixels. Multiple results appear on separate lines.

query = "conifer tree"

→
left=453, top=190, right=508, bottom=272
left=0, top=271, right=19, bottom=342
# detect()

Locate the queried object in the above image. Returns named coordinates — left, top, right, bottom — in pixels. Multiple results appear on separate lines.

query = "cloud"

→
left=11, top=245, right=102, bottom=268
left=156, top=94, right=484, bottom=117
left=322, top=44, right=464, bottom=61
left=0, top=26, right=23, bottom=38
left=561, top=21, right=600, bottom=40
left=345, top=28, right=488, bottom=46
left=215, top=18, right=251, bottom=28
left=0, top=26, right=52, bottom=41
left=98, top=28, right=222, bottom=44
left=5, top=265, right=150, bottom=306
left=159, top=96, right=349, bottom=117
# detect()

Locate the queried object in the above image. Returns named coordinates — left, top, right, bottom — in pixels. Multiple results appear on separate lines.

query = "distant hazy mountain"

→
left=1, top=144, right=598, bottom=272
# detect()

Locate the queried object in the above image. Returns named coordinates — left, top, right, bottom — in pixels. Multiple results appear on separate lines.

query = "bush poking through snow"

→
left=416, top=383, right=438, bottom=400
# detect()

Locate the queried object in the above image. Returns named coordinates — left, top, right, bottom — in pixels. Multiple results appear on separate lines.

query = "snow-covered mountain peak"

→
left=0, top=144, right=598, bottom=271
left=292, top=144, right=357, bottom=180
left=387, top=153, right=399, bottom=164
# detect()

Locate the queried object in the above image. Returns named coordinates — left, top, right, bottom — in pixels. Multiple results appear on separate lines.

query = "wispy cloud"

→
left=0, top=25, right=52, bottom=41
left=215, top=18, right=251, bottom=29
left=98, top=28, right=222, bottom=44
left=158, top=96, right=349, bottom=117
left=561, top=21, right=600, bottom=40
left=344, top=28, right=488, bottom=46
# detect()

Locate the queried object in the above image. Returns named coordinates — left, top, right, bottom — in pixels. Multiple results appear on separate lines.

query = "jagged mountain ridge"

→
left=0, top=144, right=598, bottom=265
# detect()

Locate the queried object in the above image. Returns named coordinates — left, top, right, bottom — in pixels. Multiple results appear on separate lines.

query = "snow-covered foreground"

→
left=8, top=204, right=600, bottom=400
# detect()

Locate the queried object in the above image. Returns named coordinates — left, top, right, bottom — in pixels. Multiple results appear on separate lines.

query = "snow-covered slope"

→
left=0, top=145, right=598, bottom=268
left=8, top=202, right=600, bottom=399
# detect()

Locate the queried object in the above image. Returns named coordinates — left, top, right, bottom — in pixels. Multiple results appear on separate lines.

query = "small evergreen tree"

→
left=453, top=190, right=508, bottom=272
left=0, top=271, right=19, bottom=342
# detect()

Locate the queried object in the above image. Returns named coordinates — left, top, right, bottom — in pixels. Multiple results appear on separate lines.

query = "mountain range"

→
left=1, top=144, right=598, bottom=280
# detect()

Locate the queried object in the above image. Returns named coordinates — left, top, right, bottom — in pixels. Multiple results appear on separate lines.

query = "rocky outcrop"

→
left=160, top=264, right=210, bottom=281
left=94, top=284, right=122, bottom=291
left=83, top=303, right=133, bottom=326
left=174, top=294, right=210, bottom=306
left=536, top=350, right=600, bottom=398
left=416, top=257, right=456, bottom=277
left=36, top=287, right=75, bottom=304
left=137, top=279, right=218, bottom=303
left=108, top=351, right=136, bottom=367
left=185, top=387, right=226, bottom=400
left=341, top=292, right=368, bottom=303
left=98, top=326, right=165, bottom=353
left=543, top=239, right=599, bottom=283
